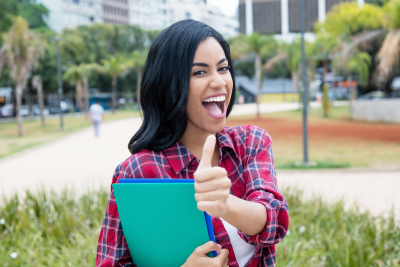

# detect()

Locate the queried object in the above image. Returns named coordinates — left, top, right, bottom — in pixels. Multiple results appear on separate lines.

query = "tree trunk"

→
left=348, top=74, right=356, bottom=118
left=37, top=78, right=45, bottom=127
left=16, top=85, right=23, bottom=136
left=83, top=74, right=89, bottom=118
left=136, top=68, right=142, bottom=108
left=292, top=72, right=300, bottom=105
left=75, top=81, right=84, bottom=113
left=112, top=77, right=117, bottom=114
left=255, top=53, right=261, bottom=119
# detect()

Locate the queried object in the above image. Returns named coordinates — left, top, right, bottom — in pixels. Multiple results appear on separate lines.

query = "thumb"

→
left=197, top=241, right=221, bottom=255
left=198, top=135, right=216, bottom=170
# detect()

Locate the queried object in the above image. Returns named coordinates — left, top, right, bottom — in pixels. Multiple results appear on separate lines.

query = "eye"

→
left=219, top=66, right=230, bottom=72
left=193, top=70, right=206, bottom=76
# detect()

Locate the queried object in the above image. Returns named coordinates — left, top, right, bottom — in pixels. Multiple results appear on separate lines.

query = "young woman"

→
left=96, top=20, right=289, bottom=267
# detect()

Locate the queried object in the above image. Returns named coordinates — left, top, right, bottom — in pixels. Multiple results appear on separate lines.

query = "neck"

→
left=180, top=123, right=219, bottom=163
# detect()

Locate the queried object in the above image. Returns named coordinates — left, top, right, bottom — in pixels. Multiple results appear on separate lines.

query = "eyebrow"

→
left=192, top=58, right=227, bottom=67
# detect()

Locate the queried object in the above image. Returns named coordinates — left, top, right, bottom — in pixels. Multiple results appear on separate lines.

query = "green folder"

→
left=112, top=181, right=213, bottom=267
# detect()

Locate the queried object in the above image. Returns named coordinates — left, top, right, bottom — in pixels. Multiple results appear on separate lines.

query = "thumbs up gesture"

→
left=194, top=135, right=232, bottom=218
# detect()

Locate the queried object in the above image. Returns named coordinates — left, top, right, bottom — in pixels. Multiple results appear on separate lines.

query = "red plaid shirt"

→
left=96, top=125, right=289, bottom=267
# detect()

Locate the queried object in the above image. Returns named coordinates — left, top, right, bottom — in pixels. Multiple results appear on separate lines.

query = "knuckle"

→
left=223, top=179, right=231, bottom=188
left=194, top=182, right=200, bottom=192
left=216, top=167, right=227, bottom=176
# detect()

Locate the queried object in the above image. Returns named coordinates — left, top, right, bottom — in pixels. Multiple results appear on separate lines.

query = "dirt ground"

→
left=227, top=117, right=400, bottom=143
left=226, top=116, right=400, bottom=169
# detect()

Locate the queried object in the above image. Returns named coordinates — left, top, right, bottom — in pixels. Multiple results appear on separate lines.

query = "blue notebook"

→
left=113, top=178, right=217, bottom=267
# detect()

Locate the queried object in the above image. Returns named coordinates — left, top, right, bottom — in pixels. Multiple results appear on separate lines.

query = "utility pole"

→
left=300, top=0, right=309, bottom=164
left=55, top=37, right=64, bottom=131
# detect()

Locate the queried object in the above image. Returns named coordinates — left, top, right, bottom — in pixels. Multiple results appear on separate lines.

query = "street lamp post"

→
left=55, top=37, right=64, bottom=131
left=300, top=0, right=309, bottom=164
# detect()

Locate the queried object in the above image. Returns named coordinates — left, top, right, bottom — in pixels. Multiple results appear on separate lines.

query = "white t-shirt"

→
left=220, top=218, right=256, bottom=267
left=89, top=103, right=104, bottom=121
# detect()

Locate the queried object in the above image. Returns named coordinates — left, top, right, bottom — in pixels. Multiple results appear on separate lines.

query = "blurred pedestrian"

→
left=89, top=100, right=104, bottom=137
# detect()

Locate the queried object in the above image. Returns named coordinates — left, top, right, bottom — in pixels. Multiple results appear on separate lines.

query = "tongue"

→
left=202, top=102, right=222, bottom=115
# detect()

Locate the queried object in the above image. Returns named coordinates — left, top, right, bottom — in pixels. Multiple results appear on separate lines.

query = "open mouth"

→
left=202, top=95, right=225, bottom=116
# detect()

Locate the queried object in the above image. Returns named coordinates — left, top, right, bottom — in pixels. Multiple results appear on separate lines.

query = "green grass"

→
left=275, top=160, right=351, bottom=170
left=277, top=187, right=400, bottom=266
left=0, top=187, right=399, bottom=266
left=0, top=110, right=140, bottom=159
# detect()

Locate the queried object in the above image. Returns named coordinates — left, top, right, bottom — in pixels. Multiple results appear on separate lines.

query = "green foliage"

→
left=286, top=38, right=313, bottom=74
left=277, top=187, right=400, bottom=266
left=316, top=2, right=385, bottom=39
left=276, top=160, right=350, bottom=169
left=334, top=49, right=372, bottom=86
left=383, top=0, right=400, bottom=29
left=17, top=0, right=49, bottom=30
left=0, top=188, right=109, bottom=266
left=1, top=187, right=399, bottom=266
left=0, top=0, right=18, bottom=35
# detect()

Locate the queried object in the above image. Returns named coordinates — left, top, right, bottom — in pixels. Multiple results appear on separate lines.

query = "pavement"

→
left=0, top=102, right=398, bottom=220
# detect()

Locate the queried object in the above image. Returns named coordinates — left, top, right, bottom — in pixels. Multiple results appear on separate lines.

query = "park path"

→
left=0, top=102, right=398, bottom=220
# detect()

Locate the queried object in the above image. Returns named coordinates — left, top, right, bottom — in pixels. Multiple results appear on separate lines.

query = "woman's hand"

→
left=182, top=241, right=229, bottom=267
left=194, top=135, right=232, bottom=218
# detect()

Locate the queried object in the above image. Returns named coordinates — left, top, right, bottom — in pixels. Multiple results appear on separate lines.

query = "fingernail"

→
left=217, top=244, right=222, bottom=249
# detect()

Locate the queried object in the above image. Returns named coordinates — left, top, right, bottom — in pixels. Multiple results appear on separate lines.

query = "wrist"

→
left=222, top=194, right=236, bottom=219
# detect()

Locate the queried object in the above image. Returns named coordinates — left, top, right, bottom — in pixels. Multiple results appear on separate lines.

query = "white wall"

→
left=352, top=100, right=400, bottom=123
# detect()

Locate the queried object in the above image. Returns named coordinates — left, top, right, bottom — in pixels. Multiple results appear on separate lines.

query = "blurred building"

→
left=103, top=0, right=130, bottom=25
left=129, top=0, right=238, bottom=38
left=40, top=0, right=238, bottom=38
left=239, top=0, right=354, bottom=35
left=236, top=75, right=299, bottom=103
left=39, top=0, right=104, bottom=33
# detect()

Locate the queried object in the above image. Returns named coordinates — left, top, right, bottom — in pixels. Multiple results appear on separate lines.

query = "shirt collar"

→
left=163, top=128, right=237, bottom=174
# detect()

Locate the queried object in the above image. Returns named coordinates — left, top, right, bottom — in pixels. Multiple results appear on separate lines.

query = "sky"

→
left=207, top=0, right=239, bottom=17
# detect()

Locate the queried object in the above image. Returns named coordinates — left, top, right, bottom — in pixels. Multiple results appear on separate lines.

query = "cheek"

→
left=225, top=75, right=234, bottom=100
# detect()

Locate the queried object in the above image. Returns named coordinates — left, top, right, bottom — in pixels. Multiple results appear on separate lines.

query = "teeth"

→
left=203, top=95, right=226, bottom=102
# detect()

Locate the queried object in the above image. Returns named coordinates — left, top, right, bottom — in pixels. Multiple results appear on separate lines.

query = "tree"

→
left=230, top=33, right=278, bottom=118
left=63, top=63, right=96, bottom=115
left=0, top=0, right=18, bottom=39
left=92, top=56, right=133, bottom=113
left=32, top=75, right=45, bottom=126
left=316, top=1, right=400, bottom=94
left=0, top=17, right=44, bottom=136
left=63, top=64, right=85, bottom=113
left=334, top=49, right=371, bottom=113
left=17, top=0, right=49, bottom=30
left=283, top=38, right=313, bottom=105
left=131, top=49, right=148, bottom=103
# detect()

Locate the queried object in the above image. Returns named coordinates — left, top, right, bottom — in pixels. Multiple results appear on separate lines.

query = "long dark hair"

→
left=128, top=19, right=236, bottom=154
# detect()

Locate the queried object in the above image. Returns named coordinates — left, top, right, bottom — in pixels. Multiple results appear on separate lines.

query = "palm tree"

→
left=32, top=75, right=45, bottom=126
left=131, top=49, right=148, bottom=103
left=92, top=56, right=133, bottom=113
left=63, top=64, right=85, bottom=113
left=334, top=49, right=371, bottom=114
left=230, top=33, right=278, bottom=118
left=316, top=1, right=400, bottom=93
left=0, top=16, right=44, bottom=136
left=63, top=63, right=95, bottom=115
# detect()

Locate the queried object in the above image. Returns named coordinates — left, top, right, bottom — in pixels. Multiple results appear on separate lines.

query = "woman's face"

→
left=186, top=37, right=233, bottom=135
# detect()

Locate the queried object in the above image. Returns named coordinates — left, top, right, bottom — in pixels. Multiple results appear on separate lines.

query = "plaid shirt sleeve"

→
left=96, top=163, right=136, bottom=267
left=238, top=126, right=289, bottom=247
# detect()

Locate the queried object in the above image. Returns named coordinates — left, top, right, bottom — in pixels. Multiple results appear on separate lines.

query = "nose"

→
left=209, top=71, right=226, bottom=89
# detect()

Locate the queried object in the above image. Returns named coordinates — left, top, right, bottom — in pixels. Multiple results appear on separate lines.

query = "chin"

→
left=204, top=120, right=226, bottom=134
